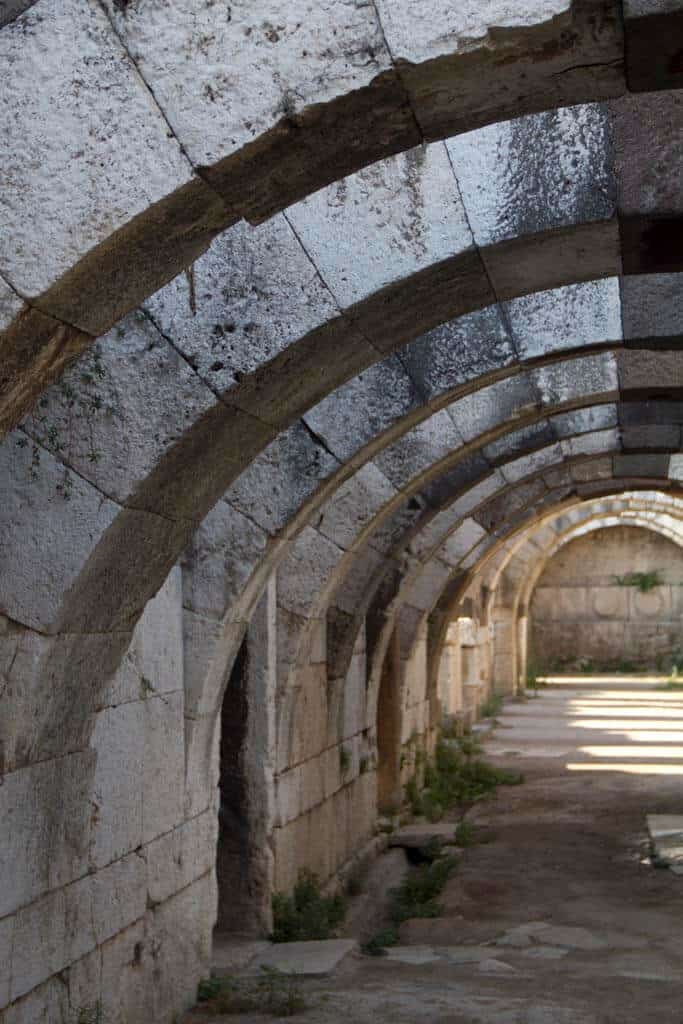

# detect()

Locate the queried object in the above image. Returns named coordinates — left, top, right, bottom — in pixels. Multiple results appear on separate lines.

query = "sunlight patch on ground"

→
left=567, top=762, right=683, bottom=775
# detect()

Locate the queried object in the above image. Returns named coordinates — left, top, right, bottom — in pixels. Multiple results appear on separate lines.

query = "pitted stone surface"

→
left=0, top=0, right=192, bottom=296
left=446, top=105, right=614, bottom=246
left=288, top=144, right=473, bottom=307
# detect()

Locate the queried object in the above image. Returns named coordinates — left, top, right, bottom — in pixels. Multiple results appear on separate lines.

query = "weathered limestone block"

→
left=144, top=216, right=339, bottom=398
left=275, top=766, right=302, bottom=828
left=277, top=527, right=343, bottom=618
left=621, top=274, right=683, bottom=341
left=21, top=313, right=217, bottom=507
left=317, top=464, right=397, bottom=551
left=225, top=423, right=340, bottom=536
left=99, top=921, right=152, bottom=1024
left=532, top=352, right=618, bottom=407
left=300, top=756, right=325, bottom=815
left=287, top=664, right=328, bottom=766
left=146, top=810, right=218, bottom=907
left=2, top=975, right=67, bottom=1024
left=183, top=711, right=220, bottom=820
left=288, top=143, right=473, bottom=306
left=439, top=519, right=488, bottom=567
left=374, top=410, right=464, bottom=489
left=342, top=651, right=367, bottom=741
left=407, top=559, right=453, bottom=613
left=143, top=692, right=184, bottom=844
left=0, top=915, right=12, bottom=1008
left=449, top=375, right=540, bottom=441
left=0, top=0, right=191, bottom=299
left=182, top=499, right=268, bottom=620
left=0, top=436, right=119, bottom=631
left=501, top=443, right=563, bottom=484
left=506, top=279, right=622, bottom=360
left=447, top=104, right=615, bottom=247
left=0, top=752, right=95, bottom=917
left=90, top=703, right=145, bottom=870
left=401, top=304, right=515, bottom=402
left=551, top=404, right=617, bottom=438
left=561, top=428, right=620, bottom=458
left=304, top=355, right=422, bottom=463
left=91, top=853, right=147, bottom=946
left=146, top=873, right=216, bottom=1021
left=100, top=0, right=393, bottom=167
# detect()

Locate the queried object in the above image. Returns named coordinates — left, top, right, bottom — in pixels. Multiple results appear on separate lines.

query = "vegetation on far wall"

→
left=615, top=570, right=664, bottom=593
left=271, top=870, right=346, bottom=943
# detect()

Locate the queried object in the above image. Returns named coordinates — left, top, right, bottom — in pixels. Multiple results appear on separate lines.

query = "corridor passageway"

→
left=196, top=679, right=683, bottom=1023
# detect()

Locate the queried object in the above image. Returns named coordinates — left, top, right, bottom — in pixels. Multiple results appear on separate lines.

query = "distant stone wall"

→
left=530, top=526, right=683, bottom=671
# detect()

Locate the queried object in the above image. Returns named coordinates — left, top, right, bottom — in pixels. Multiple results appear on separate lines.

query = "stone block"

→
left=533, top=351, right=618, bottom=407
left=91, top=852, right=147, bottom=946
left=507, top=279, right=621, bottom=360
left=182, top=499, right=268, bottom=620
left=147, top=873, right=216, bottom=1021
left=10, top=888, right=67, bottom=1001
left=144, top=216, right=339, bottom=397
left=277, top=527, right=343, bottom=618
left=275, top=767, right=302, bottom=827
left=250, top=938, right=357, bottom=976
left=100, top=919, right=154, bottom=1024
left=0, top=436, right=120, bottom=632
left=91, top=702, right=145, bottom=869
left=225, top=422, right=340, bottom=536
left=3, top=975, right=68, bottom=1024
left=101, top=0, right=392, bottom=168
left=401, top=304, right=515, bottom=403
left=304, top=355, right=422, bottom=463
left=288, top=143, right=473, bottom=307
left=342, top=652, right=367, bottom=741
left=146, top=810, right=218, bottom=907
left=374, top=410, right=464, bottom=489
left=0, top=0, right=191, bottom=298
left=300, top=757, right=325, bottom=815
left=317, top=463, right=397, bottom=551
left=447, top=105, right=615, bottom=246
left=143, top=692, right=185, bottom=844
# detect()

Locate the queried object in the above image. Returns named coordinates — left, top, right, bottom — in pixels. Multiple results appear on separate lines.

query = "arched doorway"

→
left=215, top=584, right=276, bottom=936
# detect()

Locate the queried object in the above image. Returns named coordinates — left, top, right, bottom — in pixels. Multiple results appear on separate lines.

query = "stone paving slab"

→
left=245, top=939, right=358, bottom=976
left=388, top=823, right=459, bottom=850
left=647, top=814, right=683, bottom=839
left=647, top=814, right=683, bottom=866
left=213, top=938, right=271, bottom=975
left=384, top=945, right=501, bottom=966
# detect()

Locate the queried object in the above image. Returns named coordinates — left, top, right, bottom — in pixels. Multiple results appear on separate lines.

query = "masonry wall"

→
left=0, top=568, right=217, bottom=1024
left=271, top=620, right=380, bottom=896
left=530, top=526, right=683, bottom=671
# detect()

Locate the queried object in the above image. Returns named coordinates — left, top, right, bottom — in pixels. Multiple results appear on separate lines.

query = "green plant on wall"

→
left=614, top=570, right=663, bottom=593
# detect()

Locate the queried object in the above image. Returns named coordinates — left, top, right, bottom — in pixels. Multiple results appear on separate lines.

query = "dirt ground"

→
left=193, top=679, right=683, bottom=1023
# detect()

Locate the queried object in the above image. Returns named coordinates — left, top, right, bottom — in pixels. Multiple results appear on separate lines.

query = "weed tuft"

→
left=389, top=854, right=458, bottom=923
left=479, top=694, right=503, bottom=719
left=197, top=968, right=306, bottom=1017
left=405, top=737, right=523, bottom=822
left=360, top=926, right=399, bottom=957
left=271, top=870, right=346, bottom=943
